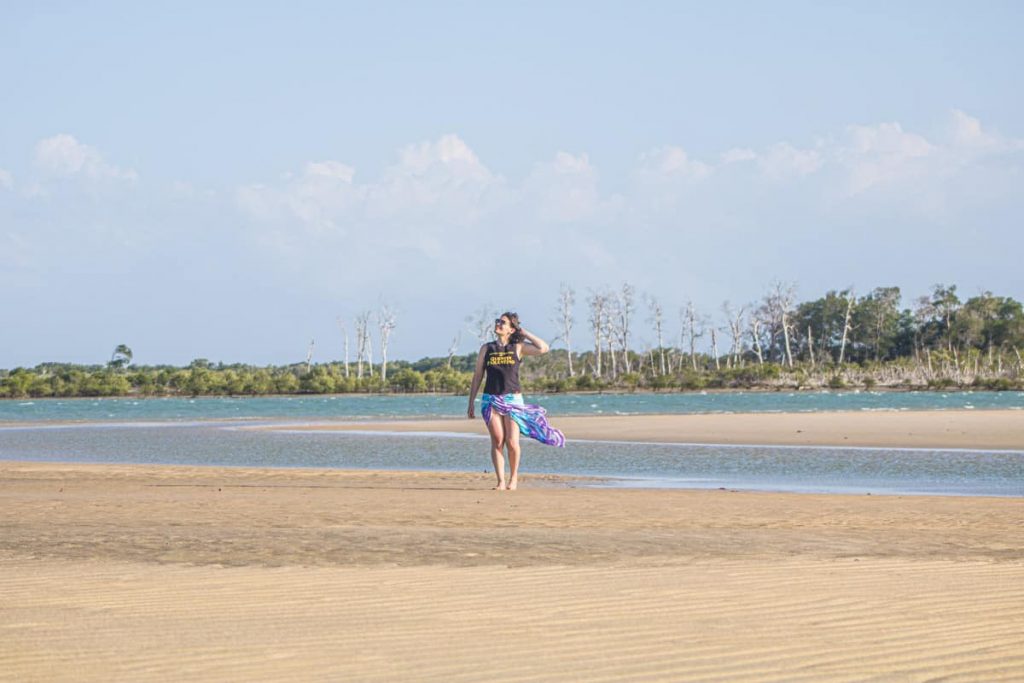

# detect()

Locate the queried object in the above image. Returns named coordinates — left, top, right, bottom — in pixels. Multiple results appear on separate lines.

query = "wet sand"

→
left=2, top=461, right=1022, bottom=681
left=263, top=408, right=1024, bottom=450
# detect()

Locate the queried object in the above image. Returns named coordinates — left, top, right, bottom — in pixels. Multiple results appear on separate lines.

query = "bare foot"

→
left=493, top=482, right=506, bottom=491
left=506, top=478, right=518, bottom=491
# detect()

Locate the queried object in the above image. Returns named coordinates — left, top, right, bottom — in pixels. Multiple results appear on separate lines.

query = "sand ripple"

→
left=2, top=461, right=1022, bottom=681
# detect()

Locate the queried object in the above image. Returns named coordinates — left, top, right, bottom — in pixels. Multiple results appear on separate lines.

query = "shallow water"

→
left=1, top=421, right=1020, bottom=497
left=3, top=390, right=1023, bottom=423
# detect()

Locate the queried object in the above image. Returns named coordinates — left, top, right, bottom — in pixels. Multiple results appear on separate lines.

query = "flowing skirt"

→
left=480, top=393, right=566, bottom=447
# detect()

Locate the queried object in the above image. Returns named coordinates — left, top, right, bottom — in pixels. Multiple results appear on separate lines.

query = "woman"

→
left=467, top=312, right=565, bottom=490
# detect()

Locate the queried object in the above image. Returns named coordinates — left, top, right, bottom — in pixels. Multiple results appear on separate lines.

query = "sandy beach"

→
left=2, top=459, right=1023, bottom=681
left=264, top=408, right=1024, bottom=450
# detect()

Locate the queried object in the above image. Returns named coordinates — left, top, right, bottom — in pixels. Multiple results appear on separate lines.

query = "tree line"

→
left=2, top=283, right=1022, bottom=399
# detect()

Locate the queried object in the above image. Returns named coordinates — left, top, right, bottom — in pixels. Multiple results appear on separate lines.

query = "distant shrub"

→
left=678, top=372, right=706, bottom=390
left=648, top=374, right=674, bottom=391
left=573, top=374, right=596, bottom=391
left=619, top=373, right=641, bottom=392
left=975, top=377, right=1017, bottom=391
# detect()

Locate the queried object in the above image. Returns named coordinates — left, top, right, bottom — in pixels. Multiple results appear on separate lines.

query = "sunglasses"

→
left=494, top=318, right=509, bottom=327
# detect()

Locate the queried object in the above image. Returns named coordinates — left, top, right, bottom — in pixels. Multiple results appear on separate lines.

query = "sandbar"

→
left=2, top=461, right=1022, bottom=681
left=261, top=408, right=1024, bottom=450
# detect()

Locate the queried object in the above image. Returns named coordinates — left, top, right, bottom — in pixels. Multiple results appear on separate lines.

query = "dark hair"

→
left=500, top=311, right=524, bottom=344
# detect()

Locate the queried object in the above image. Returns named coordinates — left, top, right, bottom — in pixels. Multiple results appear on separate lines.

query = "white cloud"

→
left=950, top=109, right=998, bottom=151
left=394, top=134, right=488, bottom=177
left=522, top=151, right=615, bottom=223
left=720, top=147, right=757, bottom=164
left=835, top=122, right=933, bottom=195
left=239, top=134, right=506, bottom=236
left=366, top=134, right=504, bottom=223
left=238, top=160, right=359, bottom=231
left=33, top=134, right=138, bottom=184
left=947, top=109, right=1024, bottom=160
left=638, top=146, right=712, bottom=179
left=0, top=169, right=12, bottom=190
left=628, top=146, right=714, bottom=215
left=757, top=142, right=823, bottom=180
left=2, top=112, right=1021, bottom=364
left=233, top=111, right=1022, bottom=286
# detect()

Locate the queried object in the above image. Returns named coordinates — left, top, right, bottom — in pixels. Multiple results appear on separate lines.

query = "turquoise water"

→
left=1, top=392, right=1021, bottom=496
left=2, top=390, right=1023, bottom=423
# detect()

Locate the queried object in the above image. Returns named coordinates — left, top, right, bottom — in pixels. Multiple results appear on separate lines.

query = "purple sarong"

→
left=481, top=393, right=566, bottom=448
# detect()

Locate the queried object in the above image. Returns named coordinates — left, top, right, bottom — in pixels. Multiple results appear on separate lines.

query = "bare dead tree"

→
left=681, top=301, right=705, bottom=371
left=335, top=316, right=350, bottom=378
left=711, top=327, right=720, bottom=370
left=446, top=332, right=462, bottom=369
left=305, top=339, right=315, bottom=373
left=587, top=290, right=609, bottom=377
left=604, top=294, right=620, bottom=380
left=377, top=304, right=396, bottom=383
left=722, top=302, right=747, bottom=368
left=646, top=294, right=667, bottom=376
left=354, top=311, right=373, bottom=379
left=553, top=283, right=576, bottom=377
left=837, top=288, right=856, bottom=366
left=807, top=325, right=816, bottom=368
left=750, top=317, right=765, bottom=366
left=780, top=290, right=795, bottom=368
left=466, top=304, right=496, bottom=345
left=616, top=283, right=636, bottom=373
left=355, top=322, right=364, bottom=379
left=635, top=340, right=651, bottom=376
left=912, top=295, right=936, bottom=369
left=760, top=281, right=797, bottom=367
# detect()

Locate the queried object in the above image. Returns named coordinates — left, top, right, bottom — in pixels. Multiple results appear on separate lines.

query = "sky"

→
left=2, top=1, right=1022, bottom=367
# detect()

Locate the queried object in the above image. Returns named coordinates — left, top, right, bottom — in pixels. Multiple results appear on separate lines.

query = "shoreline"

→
left=256, top=409, right=1024, bottom=451
left=2, top=384, right=1022, bottom=402
left=2, top=408, right=1023, bottom=450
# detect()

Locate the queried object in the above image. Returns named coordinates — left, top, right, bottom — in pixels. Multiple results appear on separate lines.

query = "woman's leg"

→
left=502, top=414, right=521, bottom=490
left=486, top=411, right=506, bottom=490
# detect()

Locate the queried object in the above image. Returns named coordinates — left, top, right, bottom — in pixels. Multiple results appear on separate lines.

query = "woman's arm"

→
left=517, top=328, right=550, bottom=357
left=467, top=345, right=487, bottom=418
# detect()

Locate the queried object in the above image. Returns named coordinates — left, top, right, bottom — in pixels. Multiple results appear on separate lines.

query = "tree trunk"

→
left=336, top=317, right=350, bottom=378
left=782, top=312, right=793, bottom=368
left=751, top=320, right=764, bottom=366
left=618, top=284, right=634, bottom=374
left=608, top=337, right=617, bottom=379
left=557, top=284, right=576, bottom=377
left=837, top=293, right=854, bottom=365
left=446, top=333, right=460, bottom=370
left=588, top=293, right=606, bottom=378
left=711, top=328, right=720, bottom=370
left=655, top=318, right=666, bottom=377
left=377, top=306, right=396, bottom=383
left=685, top=302, right=699, bottom=371
left=807, top=325, right=815, bottom=368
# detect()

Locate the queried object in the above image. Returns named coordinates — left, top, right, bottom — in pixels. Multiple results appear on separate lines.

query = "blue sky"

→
left=2, top=1, right=1022, bottom=366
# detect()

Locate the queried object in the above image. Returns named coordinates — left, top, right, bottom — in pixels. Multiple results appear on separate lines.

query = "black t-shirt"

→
left=483, top=341, right=522, bottom=394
